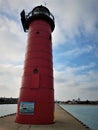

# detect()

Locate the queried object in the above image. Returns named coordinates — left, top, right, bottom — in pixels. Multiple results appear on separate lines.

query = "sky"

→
left=0, top=0, right=98, bottom=101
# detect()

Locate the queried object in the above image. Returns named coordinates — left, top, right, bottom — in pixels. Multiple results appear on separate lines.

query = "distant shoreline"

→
left=0, top=97, right=18, bottom=104
left=59, top=103, right=98, bottom=105
left=55, top=100, right=98, bottom=105
left=0, top=97, right=98, bottom=105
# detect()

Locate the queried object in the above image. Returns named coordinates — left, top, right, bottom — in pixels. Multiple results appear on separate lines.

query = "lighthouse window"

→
left=36, top=31, right=40, bottom=34
left=49, top=35, right=51, bottom=40
left=33, top=68, right=38, bottom=74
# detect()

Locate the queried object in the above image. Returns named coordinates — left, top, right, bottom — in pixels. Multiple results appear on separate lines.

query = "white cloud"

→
left=51, top=0, right=98, bottom=45
left=0, top=14, right=27, bottom=63
left=0, top=64, right=23, bottom=97
left=54, top=63, right=98, bottom=100
left=52, top=21, right=67, bottom=46
left=61, top=45, right=93, bottom=57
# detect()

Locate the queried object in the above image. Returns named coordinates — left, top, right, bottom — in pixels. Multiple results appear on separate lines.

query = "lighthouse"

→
left=15, top=5, right=55, bottom=124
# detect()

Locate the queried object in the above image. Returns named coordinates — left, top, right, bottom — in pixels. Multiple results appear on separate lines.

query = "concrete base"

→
left=0, top=104, right=91, bottom=130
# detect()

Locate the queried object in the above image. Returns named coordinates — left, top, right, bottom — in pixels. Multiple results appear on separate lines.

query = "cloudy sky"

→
left=0, top=0, right=98, bottom=101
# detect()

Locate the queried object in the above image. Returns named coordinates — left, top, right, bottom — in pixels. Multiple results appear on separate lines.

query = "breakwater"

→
left=0, top=104, right=91, bottom=130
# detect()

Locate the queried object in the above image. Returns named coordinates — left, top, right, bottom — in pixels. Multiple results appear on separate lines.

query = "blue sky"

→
left=0, top=0, right=98, bottom=101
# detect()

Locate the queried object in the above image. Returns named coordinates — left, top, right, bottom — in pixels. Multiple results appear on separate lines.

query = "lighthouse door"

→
left=32, top=68, right=39, bottom=88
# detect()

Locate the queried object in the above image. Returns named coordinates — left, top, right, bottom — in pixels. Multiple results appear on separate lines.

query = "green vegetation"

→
left=0, top=97, right=18, bottom=104
left=55, top=100, right=98, bottom=105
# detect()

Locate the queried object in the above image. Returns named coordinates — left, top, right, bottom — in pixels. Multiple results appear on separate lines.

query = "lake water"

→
left=0, top=104, right=17, bottom=117
left=0, top=104, right=98, bottom=130
left=60, top=104, right=98, bottom=130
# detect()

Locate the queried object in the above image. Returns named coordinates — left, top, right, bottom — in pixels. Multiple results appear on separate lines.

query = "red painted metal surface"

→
left=15, top=19, right=54, bottom=124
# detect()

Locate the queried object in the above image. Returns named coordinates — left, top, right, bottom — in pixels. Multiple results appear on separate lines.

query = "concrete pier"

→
left=0, top=104, right=91, bottom=130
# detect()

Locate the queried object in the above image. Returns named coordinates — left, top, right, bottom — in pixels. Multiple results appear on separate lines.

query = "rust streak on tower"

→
left=15, top=5, right=55, bottom=124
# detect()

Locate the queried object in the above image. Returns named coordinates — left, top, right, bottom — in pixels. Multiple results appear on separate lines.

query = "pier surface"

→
left=0, top=104, right=91, bottom=130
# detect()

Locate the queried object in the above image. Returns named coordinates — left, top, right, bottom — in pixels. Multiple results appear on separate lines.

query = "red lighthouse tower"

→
left=15, top=5, right=55, bottom=124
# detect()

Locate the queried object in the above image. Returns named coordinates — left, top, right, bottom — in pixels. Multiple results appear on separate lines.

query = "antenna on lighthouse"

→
left=44, top=2, right=47, bottom=6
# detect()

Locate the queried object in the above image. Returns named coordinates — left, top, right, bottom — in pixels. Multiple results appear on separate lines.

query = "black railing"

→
left=20, top=6, right=55, bottom=32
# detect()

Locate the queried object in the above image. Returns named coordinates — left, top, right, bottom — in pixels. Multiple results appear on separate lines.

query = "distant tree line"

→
left=55, top=100, right=98, bottom=105
left=0, top=97, right=18, bottom=104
